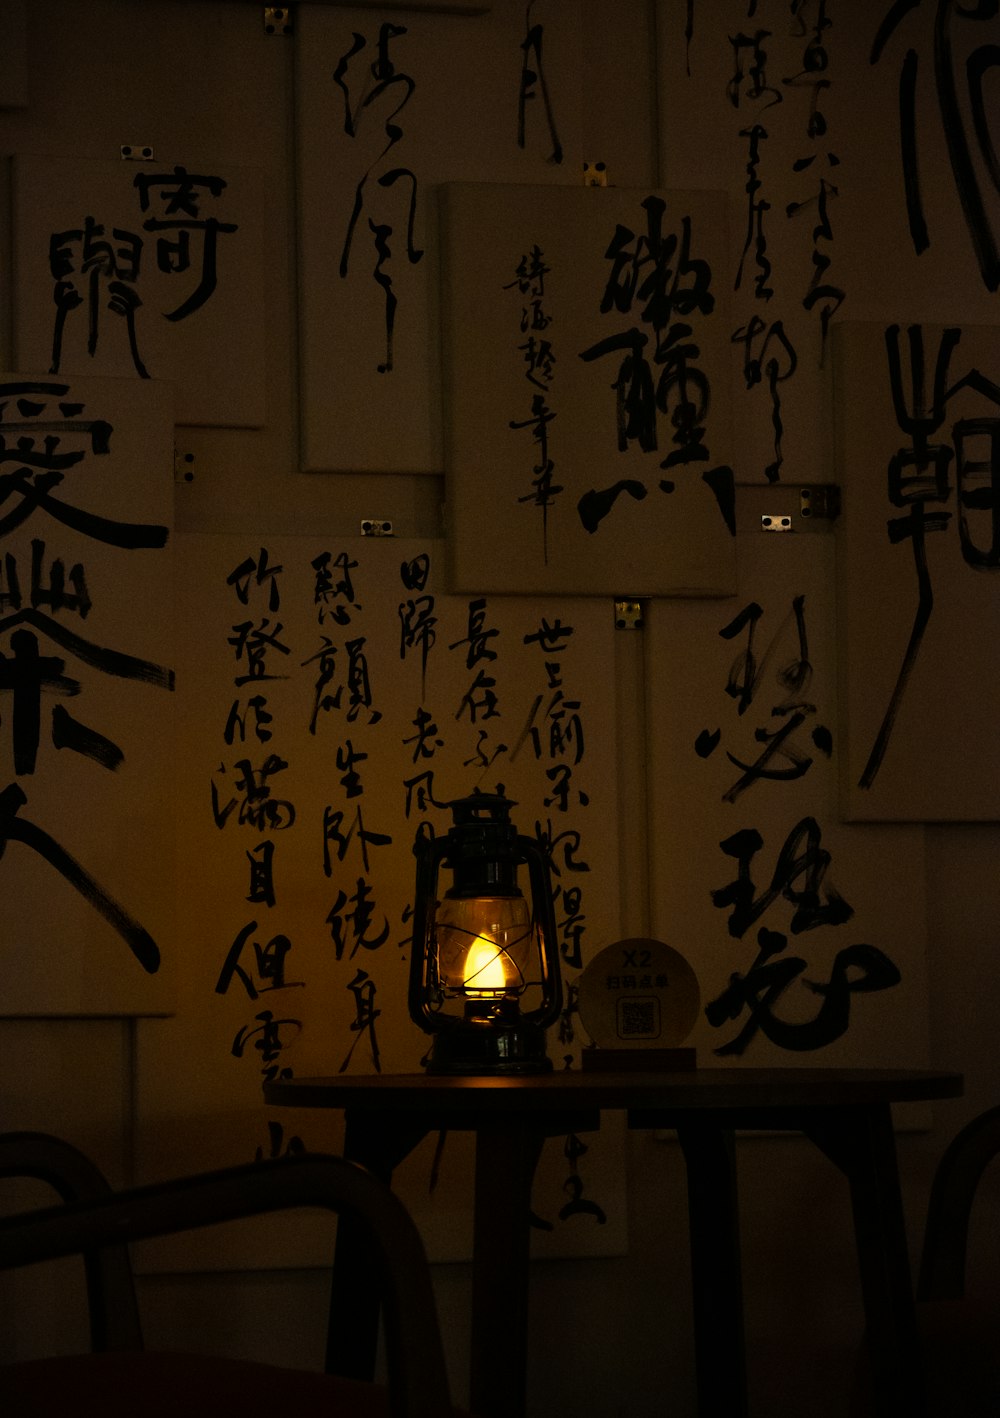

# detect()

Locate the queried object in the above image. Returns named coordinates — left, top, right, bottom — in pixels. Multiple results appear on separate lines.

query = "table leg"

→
left=803, top=1104, right=925, bottom=1418
left=326, top=1106, right=430, bottom=1381
left=469, top=1123, right=545, bottom=1418
left=677, top=1123, right=748, bottom=1418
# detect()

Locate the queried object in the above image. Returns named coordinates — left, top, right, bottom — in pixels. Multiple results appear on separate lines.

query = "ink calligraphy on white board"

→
left=645, top=533, right=928, bottom=1068
left=656, top=2, right=1000, bottom=502
left=832, top=1, right=1000, bottom=325
left=0, top=373, right=175, bottom=1016
left=294, top=0, right=583, bottom=473
left=837, top=321, right=1000, bottom=821
left=11, top=155, right=266, bottom=428
left=137, top=534, right=624, bottom=1265
left=441, top=182, right=737, bottom=596
left=655, top=1, right=846, bottom=495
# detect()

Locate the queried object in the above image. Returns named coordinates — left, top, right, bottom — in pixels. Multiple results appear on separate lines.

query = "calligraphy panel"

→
left=294, top=0, right=583, bottom=473
left=442, top=181, right=737, bottom=596
left=836, top=321, right=1000, bottom=821
left=646, top=530, right=928, bottom=1067
left=0, top=373, right=175, bottom=1016
left=137, top=533, right=624, bottom=1266
left=11, top=154, right=266, bottom=428
left=829, top=3, right=1000, bottom=328
left=655, top=2, right=847, bottom=493
left=655, top=2, right=1000, bottom=500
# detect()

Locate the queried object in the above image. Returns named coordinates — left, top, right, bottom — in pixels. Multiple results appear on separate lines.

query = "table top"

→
left=264, top=1066, right=963, bottom=1116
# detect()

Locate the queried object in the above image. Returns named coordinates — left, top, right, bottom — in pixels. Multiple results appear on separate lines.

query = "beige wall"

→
left=2, top=4, right=998, bottom=1415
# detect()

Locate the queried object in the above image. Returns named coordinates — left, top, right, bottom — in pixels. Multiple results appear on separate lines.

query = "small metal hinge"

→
left=120, top=144, right=154, bottom=161
left=174, top=448, right=196, bottom=485
left=799, top=484, right=841, bottom=521
left=361, top=518, right=394, bottom=537
left=263, top=6, right=293, bottom=35
left=761, top=513, right=794, bottom=532
left=614, top=599, right=644, bottom=629
left=584, top=161, right=608, bottom=187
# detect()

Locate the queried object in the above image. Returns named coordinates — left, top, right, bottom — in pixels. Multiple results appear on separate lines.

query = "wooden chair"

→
left=0, top=1130, right=465, bottom=1418
left=851, top=1106, right=1000, bottom=1416
left=912, top=1105, right=1000, bottom=1417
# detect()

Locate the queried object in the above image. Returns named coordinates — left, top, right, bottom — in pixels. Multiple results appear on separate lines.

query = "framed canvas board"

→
left=441, top=181, right=737, bottom=596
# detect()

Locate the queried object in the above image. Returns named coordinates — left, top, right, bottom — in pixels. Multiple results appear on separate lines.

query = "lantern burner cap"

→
left=449, top=791, right=517, bottom=825
left=444, top=792, right=522, bottom=898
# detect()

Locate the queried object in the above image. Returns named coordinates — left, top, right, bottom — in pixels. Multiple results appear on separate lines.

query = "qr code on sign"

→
left=616, top=997, right=660, bottom=1040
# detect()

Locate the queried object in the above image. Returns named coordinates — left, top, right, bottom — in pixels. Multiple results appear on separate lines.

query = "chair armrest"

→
left=0, top=1131, right=141, bottom=1352
left=918, top=1105, right=1000, bottom=1302
left=0, top=1150, right=453, bottom=1418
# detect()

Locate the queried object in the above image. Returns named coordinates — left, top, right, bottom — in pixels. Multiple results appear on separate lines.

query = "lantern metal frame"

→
left=408, top=792, right=563, bottom=1075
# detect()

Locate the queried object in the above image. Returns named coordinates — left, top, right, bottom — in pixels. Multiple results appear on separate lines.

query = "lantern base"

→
left=424, top=1024, right=553, bottom=1075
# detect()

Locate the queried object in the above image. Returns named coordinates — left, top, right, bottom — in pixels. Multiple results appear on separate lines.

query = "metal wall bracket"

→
left=758, top=486, right=841, bottom=533
left=120, top=144, right=154, bottom=161
left=361, top=518, right=394, bottom=537
left=584, top=161, right=608, bottom=187
left=742, top=482, right=839, bottom=535
left=800, top=484, right=841, bottom=521
left=761, top=513, right=794, bottom=532
left=174, top=449, right=196, bottom=485
left=614, top=599, right=644, bottom=629
left=264, top=6, right=292, bottom=35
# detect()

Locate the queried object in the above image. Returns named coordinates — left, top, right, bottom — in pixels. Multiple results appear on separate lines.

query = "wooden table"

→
left=264, top=1067, right=962, bottom=1418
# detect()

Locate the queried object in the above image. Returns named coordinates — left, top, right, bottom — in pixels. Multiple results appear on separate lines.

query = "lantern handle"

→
left=515, top=833, right=563, bottom=1027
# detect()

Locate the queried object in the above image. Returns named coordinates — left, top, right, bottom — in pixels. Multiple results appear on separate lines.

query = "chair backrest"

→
left=0, top=1131, right=454, bottom=1418
left=918, top=1104, right=1000, bottom=1303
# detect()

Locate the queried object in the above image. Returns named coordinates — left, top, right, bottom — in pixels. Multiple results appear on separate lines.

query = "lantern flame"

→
left=463, top=937, right=508, bottom=997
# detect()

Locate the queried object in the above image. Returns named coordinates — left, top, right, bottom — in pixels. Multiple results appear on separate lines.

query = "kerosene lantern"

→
left=408, top=792, right=562, bottom=1074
